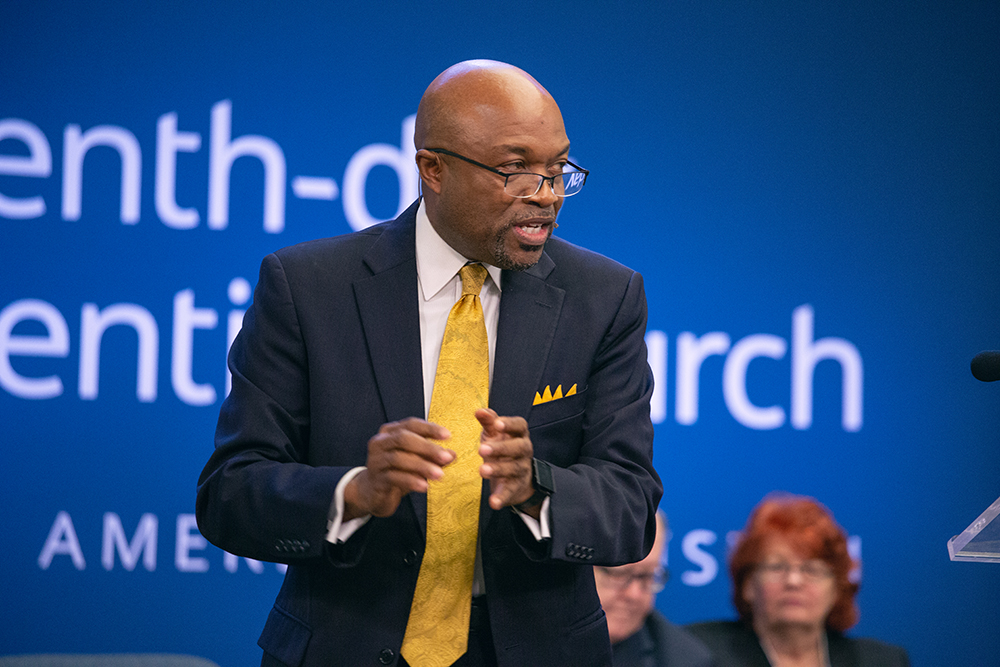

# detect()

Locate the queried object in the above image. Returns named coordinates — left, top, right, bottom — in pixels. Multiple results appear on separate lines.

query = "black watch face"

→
left=533, top=459, right=555, bottom=495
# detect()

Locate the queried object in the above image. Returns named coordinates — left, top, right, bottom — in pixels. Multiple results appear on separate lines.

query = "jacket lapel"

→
left=354, top=203, right=424, bottom=423
left=353, top=202, right=429, bottom=532
left=490, top=251, right=564, bottom=419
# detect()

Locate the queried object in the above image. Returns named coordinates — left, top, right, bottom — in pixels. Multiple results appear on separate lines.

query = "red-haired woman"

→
left=687, top=493, right=909, bottom=667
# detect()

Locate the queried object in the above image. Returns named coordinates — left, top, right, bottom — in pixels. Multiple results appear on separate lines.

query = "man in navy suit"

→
left=196, top=60, right=661, bottom=667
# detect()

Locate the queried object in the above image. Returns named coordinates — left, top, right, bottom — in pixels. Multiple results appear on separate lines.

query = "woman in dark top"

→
left=687, top=493, right=909, bottom=667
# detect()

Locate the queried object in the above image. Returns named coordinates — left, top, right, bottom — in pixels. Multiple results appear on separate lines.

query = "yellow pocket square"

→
left=533, top=384, right=577, bottom=405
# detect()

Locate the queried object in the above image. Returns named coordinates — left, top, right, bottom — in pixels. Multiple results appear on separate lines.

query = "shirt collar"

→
left=415, top=199, right=502, bottom=301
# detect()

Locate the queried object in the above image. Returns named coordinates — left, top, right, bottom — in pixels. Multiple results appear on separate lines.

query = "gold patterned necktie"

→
left=401, top=263, right=490, bottom=667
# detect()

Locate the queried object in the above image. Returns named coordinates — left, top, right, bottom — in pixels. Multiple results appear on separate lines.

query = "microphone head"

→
left=971, top=351, right=1000, bottom=382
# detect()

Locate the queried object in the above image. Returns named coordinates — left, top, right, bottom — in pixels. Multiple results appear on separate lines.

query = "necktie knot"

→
left=459, top=263, right=488, bottom=297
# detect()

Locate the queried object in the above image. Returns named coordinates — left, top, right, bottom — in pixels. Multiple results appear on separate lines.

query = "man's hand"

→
left=344, top=418, right=455, bottom=519
left=476, top=408, right=537, bottom=516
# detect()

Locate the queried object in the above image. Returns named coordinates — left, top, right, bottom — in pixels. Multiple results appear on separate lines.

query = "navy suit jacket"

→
left=196, top=201, right=662, bottom=667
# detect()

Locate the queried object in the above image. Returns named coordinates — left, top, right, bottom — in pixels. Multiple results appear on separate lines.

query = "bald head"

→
left=415, top=60, right=561, bottom=153
left=412, top=60, right=571, bottom=270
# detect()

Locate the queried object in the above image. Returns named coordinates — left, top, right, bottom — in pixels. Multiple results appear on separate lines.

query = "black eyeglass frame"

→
left=424, top=147, right=589, bottom=198
left=594, top=565, right=670, bottom=593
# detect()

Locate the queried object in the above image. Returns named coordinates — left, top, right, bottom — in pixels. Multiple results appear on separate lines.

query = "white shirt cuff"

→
left=326, top=466, right=370, bottom=544
left=513, top=496, right=551, bottom=541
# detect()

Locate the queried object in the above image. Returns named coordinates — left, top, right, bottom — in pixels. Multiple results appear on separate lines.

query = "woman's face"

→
left=743, top=537, right=838, bottom=633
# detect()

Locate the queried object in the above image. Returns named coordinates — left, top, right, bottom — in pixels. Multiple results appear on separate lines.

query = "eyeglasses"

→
left=595, top=566, right=668, bottom=593
left=425, top=148, right=589, bottom=198
left=756, top=560, right=834, bottom=582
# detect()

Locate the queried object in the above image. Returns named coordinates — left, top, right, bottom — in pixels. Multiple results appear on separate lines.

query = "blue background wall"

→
left=2, top=2, right=998, bottom=665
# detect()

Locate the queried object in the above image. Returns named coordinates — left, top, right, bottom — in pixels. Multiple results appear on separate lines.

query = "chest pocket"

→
left=526, top=387, right=587, bottom=465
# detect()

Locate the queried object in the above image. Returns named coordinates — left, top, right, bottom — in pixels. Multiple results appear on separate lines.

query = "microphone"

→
left=971, top=351, right=1000, bottom=382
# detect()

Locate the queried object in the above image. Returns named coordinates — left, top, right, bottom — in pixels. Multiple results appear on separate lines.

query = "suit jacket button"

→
left=378, top=648, right=395, bottom=664
left=403, top=550, right=418, bottom=565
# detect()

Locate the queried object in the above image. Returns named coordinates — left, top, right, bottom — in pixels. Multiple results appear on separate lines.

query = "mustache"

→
left=509, top=212, right=557, bottom=226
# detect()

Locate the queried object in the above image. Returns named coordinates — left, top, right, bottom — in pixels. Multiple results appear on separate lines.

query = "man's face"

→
left=426, top=92, right=570, bottom=271
left=594, top=526, right=665, bottom=644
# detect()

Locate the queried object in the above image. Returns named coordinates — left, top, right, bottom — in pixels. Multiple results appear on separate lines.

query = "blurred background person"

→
left=596, top=511, right=716, bottom=667
left=687, top=493, right=909, bottom=667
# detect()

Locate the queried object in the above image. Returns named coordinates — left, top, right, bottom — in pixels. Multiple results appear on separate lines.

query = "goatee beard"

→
left=492, top=239, right=547, bottom=272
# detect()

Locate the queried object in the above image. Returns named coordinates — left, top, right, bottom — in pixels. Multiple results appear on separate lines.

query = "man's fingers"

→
left=373, top=420, right=455, bottom=466
left=491, top=414, right=529, bottom=437
left=480, top=446, right=534, bottom=510
left=369, top=432, right=456, bottom=485
left=488, top=482, right=508, bottom=510
left=355, top=418, right=461, bottom=518
left=475, top=414, right=535, bottom=510
left=479, top=458, right=530, bottom=480
left=486, top=480, right=533, bottom=511
left=479, top=436, right=532, bottom=462
left=378, top=449, right=447, bottom=482
left=383, top=416, right=452, bottom=442
left=475, top=408, right=501, bottom=436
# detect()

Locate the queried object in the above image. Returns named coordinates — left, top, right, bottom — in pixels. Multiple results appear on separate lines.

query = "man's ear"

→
left=415, top=149, right=444, bottom=194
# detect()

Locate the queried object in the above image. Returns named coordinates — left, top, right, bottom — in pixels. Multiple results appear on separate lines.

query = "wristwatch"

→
left=515, top=458, right=555, bottom=511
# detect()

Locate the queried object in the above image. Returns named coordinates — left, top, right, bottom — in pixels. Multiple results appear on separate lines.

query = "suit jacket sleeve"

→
left=551, top=270, right=660, bottom=565
left=195, top=251, right=354, bottom=563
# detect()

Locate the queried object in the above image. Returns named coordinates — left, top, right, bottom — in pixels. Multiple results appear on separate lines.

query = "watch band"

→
left=515, top=458, right=555, bottom=511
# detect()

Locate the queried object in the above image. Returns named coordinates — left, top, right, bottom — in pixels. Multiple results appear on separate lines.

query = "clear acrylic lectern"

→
left=948, top=495, right=1000, bottom=563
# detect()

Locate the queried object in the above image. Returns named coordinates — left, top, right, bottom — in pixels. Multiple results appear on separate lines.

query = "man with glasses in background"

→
left=596, top=512, right=716, bottom=667
left=197, top=59, right=661, bottom=667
